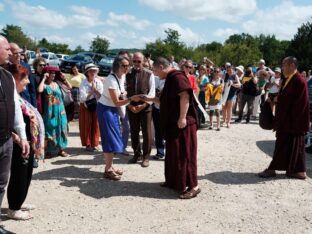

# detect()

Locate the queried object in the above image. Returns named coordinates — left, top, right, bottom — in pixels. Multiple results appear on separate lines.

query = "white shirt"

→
left=98, top=74, right=121, bottom=107
left=79, top=77, right=104, bottom=103
left=13, top=78, right=27, bottom=140
left=269, top=77, right=280, bottom=94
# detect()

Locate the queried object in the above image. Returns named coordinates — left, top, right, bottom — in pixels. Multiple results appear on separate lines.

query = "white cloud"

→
left=105, top=12, right=151, bottom=30
left=139, top=0, right=257, bottom=22
left=213, top=28, right=239, bottom=38
left=0, top=3, right=4, bottom=11
left=160, top=23, right=204, bottom=46
left=45, top=35, right=75, bottom=45
left=242, top=1, right=312, bottom=40
left=10, top=2, right=103, bottom=29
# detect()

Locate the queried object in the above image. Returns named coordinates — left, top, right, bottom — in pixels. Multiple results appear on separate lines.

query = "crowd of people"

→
left=0, top=34, right=311, bottom=233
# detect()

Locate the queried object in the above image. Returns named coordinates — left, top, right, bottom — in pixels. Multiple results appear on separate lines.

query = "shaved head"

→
left=0, top=35, right=12, bottom=65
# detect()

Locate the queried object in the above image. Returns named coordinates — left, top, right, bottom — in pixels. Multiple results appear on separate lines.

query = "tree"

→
left=90, top=36, right=110, bottom=54
left=1, top=24, right=36, bottom=49
left=286, top=21, right=312, bottom=71
left=72, top=45, right=85, bottom=54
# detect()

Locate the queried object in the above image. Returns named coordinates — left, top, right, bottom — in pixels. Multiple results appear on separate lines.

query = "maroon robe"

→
left=268, top=72, right=310, bottom=172
left=160, top=70, right=199, bottom=191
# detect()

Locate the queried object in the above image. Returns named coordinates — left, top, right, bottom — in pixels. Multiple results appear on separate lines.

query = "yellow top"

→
left=67, top=73, right=85, bottom=88
left=282, top=70, right=296, bottom=90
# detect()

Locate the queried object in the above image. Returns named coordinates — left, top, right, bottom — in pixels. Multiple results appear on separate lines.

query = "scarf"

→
left=19, top=97, right=45, bottom=159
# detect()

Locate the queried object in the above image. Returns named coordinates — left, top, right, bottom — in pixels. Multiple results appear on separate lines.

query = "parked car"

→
left=41, top=52, right=60, bottom=67
left=25, top=50, right=36, bottom=67
left=78, top=52, right=106, bottom=65
left=98, top=57, right=114, bottom=76
left=56, top=54, right=70, bottom=64
left=59, top=54, right=93, bottom=73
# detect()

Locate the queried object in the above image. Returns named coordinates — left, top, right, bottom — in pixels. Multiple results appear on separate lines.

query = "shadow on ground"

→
left=32, top=163, right=176, bottom=200
left=199, top=171, right=287, bottom=185
left=256, top=139, right=312, bottom=170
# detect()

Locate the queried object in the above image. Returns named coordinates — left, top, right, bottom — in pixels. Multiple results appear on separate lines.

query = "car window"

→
left=56, top=54, right=62, bottom=58
left=41, top=54, right=49, bottom=59
left=100, top=58, right=114, bottom=64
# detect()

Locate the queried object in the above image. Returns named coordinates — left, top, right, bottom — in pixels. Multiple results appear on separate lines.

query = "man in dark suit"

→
left=259, top=57, right=310, bottom=179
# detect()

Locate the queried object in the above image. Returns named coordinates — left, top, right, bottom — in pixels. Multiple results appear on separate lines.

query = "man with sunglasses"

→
left=0, top=35, right=29, bottom=234
left=9, top=43, right=37, bottom=108
left=126, top=52, right=155, bottom=167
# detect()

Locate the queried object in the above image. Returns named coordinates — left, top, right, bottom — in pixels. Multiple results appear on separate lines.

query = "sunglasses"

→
left=39, top=64, right=46, bottom=67
left=185, top=66, right=193, bottom=69
left=133, top=60, right=142, bottom=64
left=214, top=70, right=220, bottom=73
left=122, top=64, right=129, bottom=68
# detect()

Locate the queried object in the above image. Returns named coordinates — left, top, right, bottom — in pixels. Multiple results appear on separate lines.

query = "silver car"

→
left=41, top=52, right=60, bottom=68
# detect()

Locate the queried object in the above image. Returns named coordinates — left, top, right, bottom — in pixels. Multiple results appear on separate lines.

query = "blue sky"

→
left=0, top=0, right=312, bottom=50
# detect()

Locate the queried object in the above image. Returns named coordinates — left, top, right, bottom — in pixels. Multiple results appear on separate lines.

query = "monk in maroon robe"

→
left=259, top=57, right=310, bottom=179
left=142, top=57, right=200, bottom=199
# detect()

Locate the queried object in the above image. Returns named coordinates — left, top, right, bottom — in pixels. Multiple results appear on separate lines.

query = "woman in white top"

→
left=79, top=64, right=103, bottom=152
left=97, top=56, right=140, bottom=180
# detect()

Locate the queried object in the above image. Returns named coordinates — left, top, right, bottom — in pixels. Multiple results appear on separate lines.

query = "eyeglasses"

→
left=39, top=64, right=46, bottom=67
left=122, top=64, right=129, bottom=68
left=133, top=60, right=142, bottom=64
left=214, top=70, right=220, bottom=73
left=13, top=52, right=21, bottom=55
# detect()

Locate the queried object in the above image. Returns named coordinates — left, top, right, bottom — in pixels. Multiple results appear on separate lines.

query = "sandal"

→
left=58, top=150, right=70, bottom=157
left=112, top=167, right=123, bottom=175
left=179, top=188, right=201, bottom=199
left=103, top=171, right=121, bottom=181
left=7, top=209, right=32, bottom=220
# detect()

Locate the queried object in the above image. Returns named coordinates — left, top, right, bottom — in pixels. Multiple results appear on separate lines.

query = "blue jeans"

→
left=152, top=106, right=165, bottom=156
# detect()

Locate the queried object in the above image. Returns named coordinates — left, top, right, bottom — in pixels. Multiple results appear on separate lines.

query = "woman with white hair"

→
left=79, top=63, right=103, bottom=152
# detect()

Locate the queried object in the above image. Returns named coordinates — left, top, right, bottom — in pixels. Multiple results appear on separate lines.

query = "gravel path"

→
left=2, top=120, right=312, bottom=233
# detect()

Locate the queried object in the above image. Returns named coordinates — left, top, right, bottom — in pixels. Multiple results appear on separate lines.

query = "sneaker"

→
left=153, top=154, right=164, bottom=160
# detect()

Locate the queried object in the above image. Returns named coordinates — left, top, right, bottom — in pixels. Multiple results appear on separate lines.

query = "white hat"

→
left=236, top=65, right=244, bottom=73
left=225, top=62, right=231, bottom=67
left=84, top=63, right=99, bottom=74
left=274, top=67, right=281, bottom=73
left=259, top=59, right=265, bottom=64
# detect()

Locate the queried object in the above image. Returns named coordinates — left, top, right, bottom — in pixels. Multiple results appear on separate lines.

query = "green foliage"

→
left=286, top=21, right=312, bottom=71
left=90, top=36, right=110, bottom=54
left=37, top=38, right=71, bottom=54
left=72, top=45, right=85, bottom=54
left=1, top=24, right=36, bottom=50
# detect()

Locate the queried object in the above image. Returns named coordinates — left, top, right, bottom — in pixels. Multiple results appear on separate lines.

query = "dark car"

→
left=78, top=52, right=106, bottom=65
left=59, top=54, right=93, bottom=73
left=98, top=57, right=114, bottom=76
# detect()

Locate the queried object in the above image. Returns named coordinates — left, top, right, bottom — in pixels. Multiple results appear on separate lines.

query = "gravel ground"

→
left=2, top=119, right=312, bottom=234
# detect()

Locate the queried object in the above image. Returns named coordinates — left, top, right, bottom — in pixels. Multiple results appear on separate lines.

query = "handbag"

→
left=259, top=101, right=274, bottom=130
left=85, top=98, right=97, bottom=112
left=56, top=80, right=73, bottom=107
left=111, top=74, right=126, bottom=118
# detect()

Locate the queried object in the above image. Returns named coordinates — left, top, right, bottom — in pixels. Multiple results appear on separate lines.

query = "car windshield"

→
left=70, top=55, right=91, bottom=61
left=41, top=53, right=49, bottom=59
left=99, top=58, right=114, bottom=64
